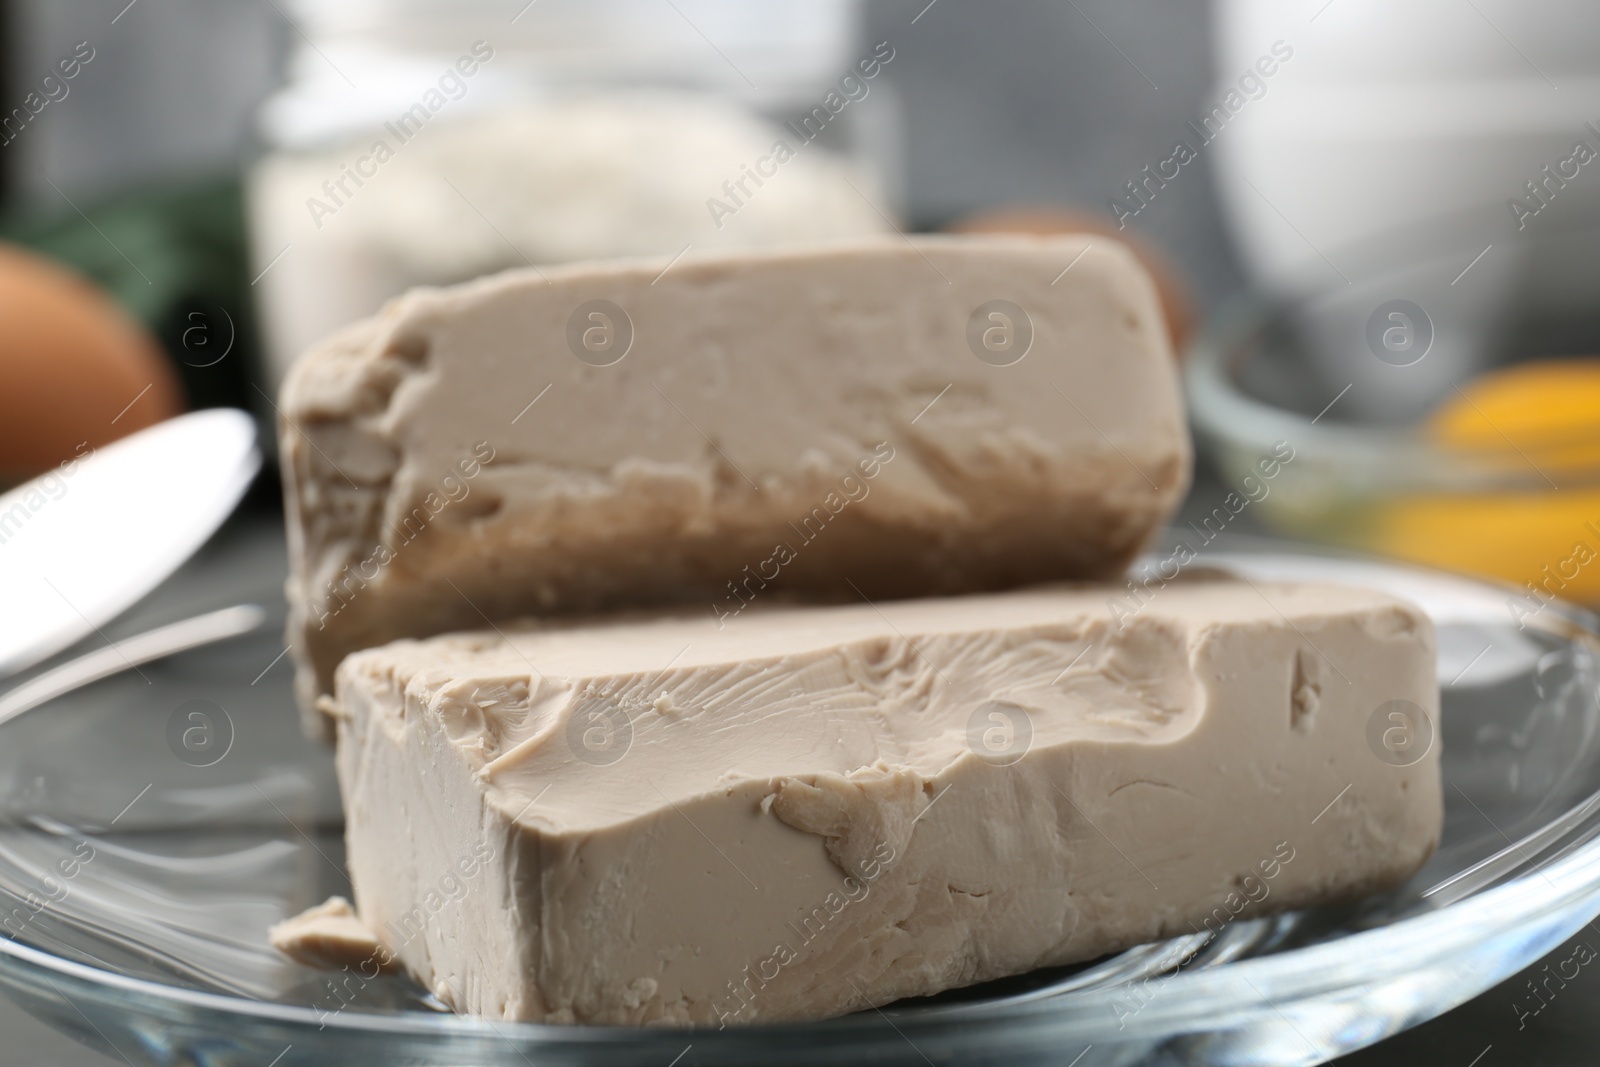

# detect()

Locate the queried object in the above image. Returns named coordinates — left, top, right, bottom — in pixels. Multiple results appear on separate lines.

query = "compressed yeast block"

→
left=326, top=576, right=1440, bottom=1025
left=279, top=236, right=1190, bottom=737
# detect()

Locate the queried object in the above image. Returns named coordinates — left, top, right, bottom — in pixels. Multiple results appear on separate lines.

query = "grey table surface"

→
left=3, top=480, right=1598, bottom=1066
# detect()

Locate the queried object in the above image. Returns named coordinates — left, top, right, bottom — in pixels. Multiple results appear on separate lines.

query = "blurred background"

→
left=8, top=0, right=1600, bottom=611
left=3, top=0, right=1600, bottom=1062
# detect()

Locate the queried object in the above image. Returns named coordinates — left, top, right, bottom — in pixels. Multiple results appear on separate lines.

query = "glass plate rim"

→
left=4, top=548, right=1600, bottom=1055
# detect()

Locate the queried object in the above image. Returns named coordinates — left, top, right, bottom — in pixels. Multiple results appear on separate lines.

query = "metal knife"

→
left=0, top=408, right=260, bottom=677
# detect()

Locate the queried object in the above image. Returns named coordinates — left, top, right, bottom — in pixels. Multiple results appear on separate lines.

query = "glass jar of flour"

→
left=248, top=0, right=903, bottom=386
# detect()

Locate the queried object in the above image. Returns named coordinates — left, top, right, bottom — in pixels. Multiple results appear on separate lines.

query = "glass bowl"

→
left=1184, top=240, right=1600, bottom=606
left=2, top=546, right=1600, bottom=1066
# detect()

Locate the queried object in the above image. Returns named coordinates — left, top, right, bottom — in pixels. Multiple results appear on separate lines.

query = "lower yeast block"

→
left=315, top=577, right=1440, bottom=1025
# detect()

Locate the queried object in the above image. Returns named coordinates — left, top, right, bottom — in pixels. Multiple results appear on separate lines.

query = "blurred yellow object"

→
left=1428, top=359, right=1600, bottom=470
left=1372, top=359, right=1600, bottom=606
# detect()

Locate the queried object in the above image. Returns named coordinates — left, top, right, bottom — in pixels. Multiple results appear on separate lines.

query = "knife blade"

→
left=0, top=409, right=260, bottom=677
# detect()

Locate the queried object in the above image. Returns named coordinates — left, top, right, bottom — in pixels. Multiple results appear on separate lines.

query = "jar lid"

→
left=261, top=0, right=860, bottom=149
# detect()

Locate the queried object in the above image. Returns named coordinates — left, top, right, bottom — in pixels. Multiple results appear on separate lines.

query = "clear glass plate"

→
left=2, top=548, right=1598, bottom=1067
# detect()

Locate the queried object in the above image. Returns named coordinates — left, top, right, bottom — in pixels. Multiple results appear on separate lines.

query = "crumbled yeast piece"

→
left=269, top=896, right=393, bottom=972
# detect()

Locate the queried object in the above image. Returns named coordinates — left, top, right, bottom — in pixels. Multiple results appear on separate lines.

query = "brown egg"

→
left=0, top=242, right=183, bottom=484
left=946, top=206, right=1195, bottom=355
